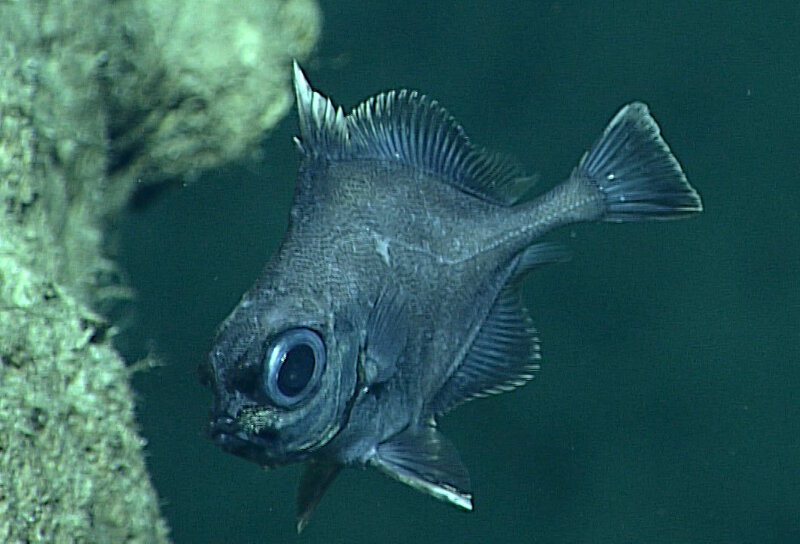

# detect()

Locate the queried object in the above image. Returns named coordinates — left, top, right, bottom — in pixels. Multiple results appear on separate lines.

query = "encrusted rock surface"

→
left=0, top=0, right=319, bottom=540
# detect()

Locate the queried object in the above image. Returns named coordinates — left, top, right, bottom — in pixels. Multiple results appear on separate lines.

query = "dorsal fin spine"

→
left=293, top=60, right=348, bottom=158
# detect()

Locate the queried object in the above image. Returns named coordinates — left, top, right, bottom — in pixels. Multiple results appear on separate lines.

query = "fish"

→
left=200, top=61, right=702, bottom=532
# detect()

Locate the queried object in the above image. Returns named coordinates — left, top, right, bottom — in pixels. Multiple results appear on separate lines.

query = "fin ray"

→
left=430, top=243, right=570, bottom=414
left=371, top=426, right=472, bottom=510
left=292, top=62, right=534, bottom=205
left=576, top=102, right=703, bottom=221
left=296, top=462, right=342, bottom=533
left=361, top=284, right=409, bottom=385
left=293, top=61, right=348, bottom=158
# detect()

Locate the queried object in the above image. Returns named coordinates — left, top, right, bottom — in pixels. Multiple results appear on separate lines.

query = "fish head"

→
left=201, top=276, right=360, bottom=468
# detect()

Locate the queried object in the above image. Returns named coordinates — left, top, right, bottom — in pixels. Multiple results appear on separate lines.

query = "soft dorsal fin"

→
left=430, top=244, right=570, bottom=415
left=293, top=61, right=534, bottom=205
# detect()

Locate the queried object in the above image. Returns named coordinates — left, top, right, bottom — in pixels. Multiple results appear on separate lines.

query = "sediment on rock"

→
left=0, top=0, right=320, bottom=541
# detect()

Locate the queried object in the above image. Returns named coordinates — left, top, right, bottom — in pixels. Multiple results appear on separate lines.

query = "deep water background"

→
left=116, top=2, right=800, bottom=543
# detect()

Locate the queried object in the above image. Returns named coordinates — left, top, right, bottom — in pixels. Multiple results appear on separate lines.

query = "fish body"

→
left=201, top=62, right=702, bottom=531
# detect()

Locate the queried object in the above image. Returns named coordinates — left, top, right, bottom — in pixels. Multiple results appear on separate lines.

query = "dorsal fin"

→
left=293, top=61, right=349, bottom=158
left=429, top=244, right=570, bottom=415
left=292, top=61, right=534, bottom=206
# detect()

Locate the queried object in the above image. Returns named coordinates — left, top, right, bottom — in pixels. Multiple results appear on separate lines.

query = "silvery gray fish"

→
left=201, top=61, right=702, bottom=532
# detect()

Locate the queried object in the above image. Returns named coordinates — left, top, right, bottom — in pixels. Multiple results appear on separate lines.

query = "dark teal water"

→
left=118, top=2, right=800, bottom=542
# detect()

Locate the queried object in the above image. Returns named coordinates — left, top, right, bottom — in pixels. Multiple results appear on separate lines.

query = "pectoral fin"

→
left=296, top=461, right=342, bottom=533
left=370, top=425, right=472, bottom=510
left=361, top=284, right=409, bottom=386
left=430, top=243, right=570, bottom=414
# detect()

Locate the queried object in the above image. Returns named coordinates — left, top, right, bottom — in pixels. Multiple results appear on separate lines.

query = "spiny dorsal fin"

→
left=293, top=61, right=349, bottom=158
left=430, top=244, right=570, bottom=415
left=292, top=62, right=534, bottom=206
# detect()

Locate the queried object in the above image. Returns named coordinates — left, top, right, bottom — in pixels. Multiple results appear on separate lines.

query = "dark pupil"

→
left=276, top=344, right=315, bottom=397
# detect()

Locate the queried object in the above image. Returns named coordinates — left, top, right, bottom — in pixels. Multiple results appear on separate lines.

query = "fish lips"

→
left=207, top=414, right=292, bottom=468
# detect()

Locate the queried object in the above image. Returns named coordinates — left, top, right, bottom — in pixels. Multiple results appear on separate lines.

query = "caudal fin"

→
left=575, top=102, right=702, bottom=221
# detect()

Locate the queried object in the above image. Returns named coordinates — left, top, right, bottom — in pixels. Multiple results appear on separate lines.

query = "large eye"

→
left=263, top=328, right=325, bottom=406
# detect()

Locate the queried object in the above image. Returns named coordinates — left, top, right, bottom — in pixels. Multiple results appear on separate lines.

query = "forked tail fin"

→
left=574, top=102, right=702, bottom=221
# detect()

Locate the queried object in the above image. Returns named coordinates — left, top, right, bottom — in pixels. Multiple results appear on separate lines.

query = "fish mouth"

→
left=207, top=414, right=282, bottom=467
